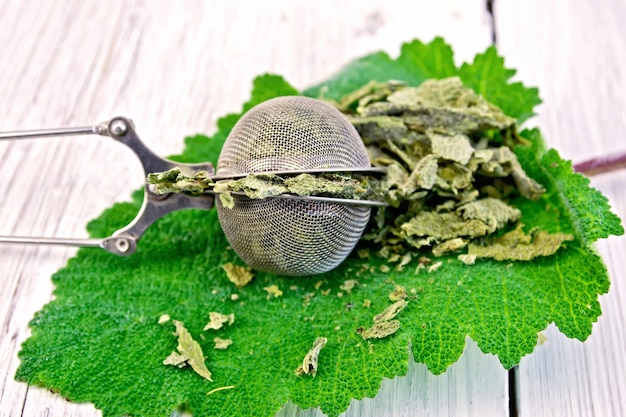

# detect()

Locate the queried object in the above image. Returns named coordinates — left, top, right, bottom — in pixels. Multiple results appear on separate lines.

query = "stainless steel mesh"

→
left=216, top=96, right=371, bottom=276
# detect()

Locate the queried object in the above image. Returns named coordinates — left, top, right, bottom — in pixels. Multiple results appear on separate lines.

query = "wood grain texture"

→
left=0, top=1, right=510, bottom=416
left=496, top=1, right=626, bottom=416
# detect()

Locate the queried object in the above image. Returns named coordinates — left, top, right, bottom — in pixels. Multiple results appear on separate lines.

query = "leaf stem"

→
left=206, top=385, right=236, bottom=396
left=574, top=152, right=626, bottom=176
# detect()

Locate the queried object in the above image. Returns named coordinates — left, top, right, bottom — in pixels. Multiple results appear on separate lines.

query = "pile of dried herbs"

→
left=340, top=77, right=573, bottom=262
left=148, top=77, right=573, bottom=263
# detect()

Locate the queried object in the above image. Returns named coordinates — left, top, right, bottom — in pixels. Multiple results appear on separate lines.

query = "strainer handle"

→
left=0, top=117, right=215, bottom=255
left=101, top=117, right=215, bottom=255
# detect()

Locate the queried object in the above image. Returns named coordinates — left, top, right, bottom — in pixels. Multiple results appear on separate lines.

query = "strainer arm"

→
left=103, top=187, right=214, bottom=256
left=97, top=117, right=216, bottom=255
left=102, top=116, right=213, bottom=177
left=0, top=117, right=215, bottom=256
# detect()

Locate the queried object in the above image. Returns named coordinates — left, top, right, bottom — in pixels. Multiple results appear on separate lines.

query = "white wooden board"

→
left=496, top=1, right=626, bottom=416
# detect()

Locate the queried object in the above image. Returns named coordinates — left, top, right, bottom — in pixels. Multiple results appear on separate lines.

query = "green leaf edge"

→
left=515, top=129, right=624, bottom=244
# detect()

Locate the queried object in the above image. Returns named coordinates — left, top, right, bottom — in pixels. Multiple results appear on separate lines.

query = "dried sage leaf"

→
left=477, top=147, right=545, bottom=200
left=510, top=164, right=546, bottom=201
left=164, top=320, right=213, bottom=381
left=432, top=238, right=468, bottom=257
left=373, top=300, right=408, bottom=323
left=295, top=337, right=328, bottom=377
left=348, top=116, right=409, bottom=145
left=457, top=198, right=521, bottom=232
left=400, top=211, right=491, bottom=243
left=429, top=132, right=474, bottom=164
left=468, top=226, right=575, bottom=261
left=357, top=320, right=401, bottom=340
left=402, top=154, right=438, bottom=193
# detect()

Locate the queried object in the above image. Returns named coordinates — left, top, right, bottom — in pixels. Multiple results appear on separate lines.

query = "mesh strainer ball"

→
left=216, top=96, right=371, bottom=276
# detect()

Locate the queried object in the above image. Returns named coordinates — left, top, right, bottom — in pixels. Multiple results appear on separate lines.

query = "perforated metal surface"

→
left=216, top=96, right=371, bottom=276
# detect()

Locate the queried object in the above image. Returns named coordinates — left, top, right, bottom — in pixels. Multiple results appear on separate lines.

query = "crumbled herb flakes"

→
left=339, top=279, right=359, bottom=294
left=229, top=174, right=288, bottom=199
left=219, top=191, right=234, bottom=209
left=147, top=170, right=376, bottom=203
left=388, top=285, right=407, bottom=302
left=264, top=285, right=283, bottom=299
left=284, top=174, right=368, bottom=198
left=458, top=253, right=477, bottom=265
left=222, top=263, right=254, bottom=288
left=158, top=314, right=170, bottom=325
left=213, top=337, right=233, bottom=350
left=204, top=312, right=235, bottom=331
left=147, top=168, right=211, bottom=195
